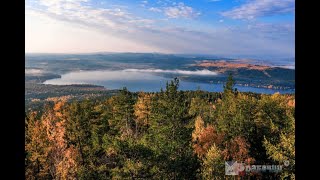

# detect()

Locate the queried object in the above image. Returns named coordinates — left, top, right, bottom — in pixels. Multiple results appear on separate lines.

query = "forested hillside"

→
left=25, top=77, right=295, bottom=179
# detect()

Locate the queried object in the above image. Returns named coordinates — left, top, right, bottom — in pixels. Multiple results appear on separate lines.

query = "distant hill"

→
left=25, top=53, right=295, bottom=91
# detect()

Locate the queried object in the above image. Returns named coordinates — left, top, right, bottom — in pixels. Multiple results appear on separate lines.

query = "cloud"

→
left=164, top=2, right=201, bottom=19
left=44, top=70, right=159, bottom=82
left=26, top=0, right=294, bottom=58
left=25, top=69, right=43, bottom=75
left=140, top=0, right=148, bottom=7
left=123, top=69, right=219, bottom=75
left=43, top=69, right=218, bottom=85
left=149, top=7, right=162, bottom=12
left=148, top=2, right=200, bottom=19
left=247, top=22, right=294, bottom=34
left=33, top=0, right=154, bottom=32
left=25, top=5, right=163, bottom=53
left=222, top=0, right=295, bottom=20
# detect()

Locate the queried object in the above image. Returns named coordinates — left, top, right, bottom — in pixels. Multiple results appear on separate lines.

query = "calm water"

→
left=43, top=70, right=295, bottom=94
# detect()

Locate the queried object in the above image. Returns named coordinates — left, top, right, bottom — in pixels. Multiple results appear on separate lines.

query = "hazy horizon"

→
left=25, top=51, right=295, bottom=63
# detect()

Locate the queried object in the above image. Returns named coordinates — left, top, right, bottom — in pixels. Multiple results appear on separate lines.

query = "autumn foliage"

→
left=26, top=100, right=79, bottom=179
left=25, top=77, right=295, bottom=179
left=192, top=116, right=224, bottom=158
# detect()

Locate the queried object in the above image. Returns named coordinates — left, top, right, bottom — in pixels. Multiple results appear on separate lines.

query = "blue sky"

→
left=26, top=0, right=295, bottom=60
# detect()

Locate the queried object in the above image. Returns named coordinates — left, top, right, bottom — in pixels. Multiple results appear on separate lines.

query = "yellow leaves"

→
left=264, top=131, right=295, bottom=169
left=280, top=133, right=295, bottom=158
left=201, top=144, right=224, bottom=179
left=134, top=92, right=152, bottom=126
left=106, top=147, right=117, bottom=156
left=205, top=145, right=222, bottom=167
left=192, top=116, right=204, bottom=141
left=271, top=92, right=281, bottom=100
left=241, top=93, right=249, bottom=100
left=258, top=93, right=295, bottom=127
left=264, top=139, right=283, bottom=161
left=268, top=92, right=295, bottom=109
left=270, top=120, right=279, bottom=133
left=216, top=98, right=222, bottom=103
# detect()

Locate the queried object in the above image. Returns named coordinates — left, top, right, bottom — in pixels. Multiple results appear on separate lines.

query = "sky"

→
left=26, top=0, right=295, bottom=59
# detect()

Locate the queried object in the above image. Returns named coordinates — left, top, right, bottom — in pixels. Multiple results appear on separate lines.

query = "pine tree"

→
left=109, top=87, right=135, bottom=139
left=147, top=78, right=200, bottom=179
left=224, top=73, right=235, bottom=94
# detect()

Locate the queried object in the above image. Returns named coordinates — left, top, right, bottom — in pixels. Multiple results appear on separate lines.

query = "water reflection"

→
left=43, top=70, right=294, bottom=94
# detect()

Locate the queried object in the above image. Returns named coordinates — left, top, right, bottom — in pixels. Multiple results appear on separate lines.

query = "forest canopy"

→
left=25, top=76, right=295, bottom=179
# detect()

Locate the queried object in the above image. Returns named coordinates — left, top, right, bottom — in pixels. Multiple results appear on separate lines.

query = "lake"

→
left=43, top=69, right=295, bottom=94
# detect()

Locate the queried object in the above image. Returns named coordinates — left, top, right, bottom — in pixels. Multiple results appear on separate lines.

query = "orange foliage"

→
left=287, top=99, right=295, bottom=107
left=46, top=96, right=71, bottom=103
left=192, top=116, right=224, bottom=158
left=222, top=136, right=254, bottom=164
left=40, top=100, right=79, bottom=179
left=55, top=145, right=79, bottom=179
left=26, top=112, right=51, bottom=178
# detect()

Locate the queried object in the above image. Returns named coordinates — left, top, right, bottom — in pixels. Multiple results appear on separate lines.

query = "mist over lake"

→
left=43, top=69, right=294, bottom=94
